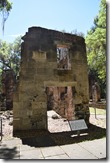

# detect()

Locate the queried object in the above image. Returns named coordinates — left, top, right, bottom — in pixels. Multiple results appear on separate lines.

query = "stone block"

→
left=13, top=93, right=19, bottom=102
left=36, top=68, right=53, bottom=76
left=27, top=60, right=38, bottom=70
left=59, top=74, right=73, bottom=81
left=30, top=114, right=47, bottom=130
left=19, top=81, right=36, bottom=93
left=31, top=101, right=47, bottom=110
left=32, top=51, right=47, bottom=61
left=19, top=94, right=30, bottom=102
left=35, top=74, right=59, bottom=83
left=46, top=62, right=57, bottom=68
left=44, top=81, right=77, bottom=87
left=21, top=118, right=32, bottom=130
left=13, top=118, right=21, bottom=130
left=21, top=73, right=35, bottom=81
left=56, top=69, right=73, bottom=75
left=37, top=120, right=47, bottom=129
left=13, top=102, right=20, bottom=111
left=46, top=51, right=56, bottom=61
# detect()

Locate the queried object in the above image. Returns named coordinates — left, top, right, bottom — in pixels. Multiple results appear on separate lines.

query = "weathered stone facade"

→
left=13, top=27, right=90, bottom=132
left=1, top=69, right=16, bottom=110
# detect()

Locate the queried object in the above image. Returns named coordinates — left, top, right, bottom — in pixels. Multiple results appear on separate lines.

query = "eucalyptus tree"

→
left=0, top=0, right=12, bottom=33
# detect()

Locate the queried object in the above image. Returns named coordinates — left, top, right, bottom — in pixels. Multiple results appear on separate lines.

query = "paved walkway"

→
left=0, top=136, right=106, bottom=159
left=0, top=109, right=106, bottom=160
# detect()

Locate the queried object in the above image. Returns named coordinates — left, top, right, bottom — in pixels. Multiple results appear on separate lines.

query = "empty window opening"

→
left=57, top=44, right=71, bottom=70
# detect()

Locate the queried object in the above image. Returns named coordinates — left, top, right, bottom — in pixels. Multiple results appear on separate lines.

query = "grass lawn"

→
left=89, top=107, right=106, bottom=115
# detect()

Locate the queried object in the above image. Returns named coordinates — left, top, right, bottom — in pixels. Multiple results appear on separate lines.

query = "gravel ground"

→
left=0, top=110, right=106, bottom=140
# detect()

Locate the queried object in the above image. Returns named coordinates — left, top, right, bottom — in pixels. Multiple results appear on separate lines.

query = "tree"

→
left=86, top=0, right=106, bottom=97
left=0, top=37, right=21, bottom=109
left=0, top=36, right=21, bottom=77
left=9, top=36, right=22, bottom=77
left=0, top=0, right=12, bottom=33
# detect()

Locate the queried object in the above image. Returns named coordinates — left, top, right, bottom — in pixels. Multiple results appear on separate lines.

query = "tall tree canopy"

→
left=0, top=0, right=12, bottom=33
left=86, top=0, right=106, bottom=83
left=0, top=36, right=21, bottom=76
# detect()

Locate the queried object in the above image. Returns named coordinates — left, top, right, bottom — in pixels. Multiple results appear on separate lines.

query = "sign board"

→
left=68, top=119, right=88, bottom=131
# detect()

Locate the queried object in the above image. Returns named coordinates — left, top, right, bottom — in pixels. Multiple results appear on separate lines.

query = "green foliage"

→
left=0, top=36, right=21, bottom=77
left=89, top=107, right=106, bottom=115
left=86, top=0, right=106, bottom=84
left=9, top=36, right=22, bottom=76
left=0, top=0, right=12, bottom=11
left=0, top=0, right=12, bottom=33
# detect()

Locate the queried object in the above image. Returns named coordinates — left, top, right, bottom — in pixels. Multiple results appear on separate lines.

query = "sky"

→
left=0, top=0, right=101, bottom=43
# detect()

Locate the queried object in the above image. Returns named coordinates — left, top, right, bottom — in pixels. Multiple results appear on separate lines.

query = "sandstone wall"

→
left=1, top=70, right=15, bottom=110
left=13, top=27, right=90, bottom=131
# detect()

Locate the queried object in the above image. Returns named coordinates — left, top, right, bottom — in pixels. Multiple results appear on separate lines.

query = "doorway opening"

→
left=46, top=86, right=74, bottom=133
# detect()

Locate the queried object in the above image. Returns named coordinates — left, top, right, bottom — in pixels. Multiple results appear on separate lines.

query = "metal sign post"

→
left=94, top=104, right=97, bottom=119
left=93, top=101, right=97, bottom=119
left=0, top=118, right=2, bottom=141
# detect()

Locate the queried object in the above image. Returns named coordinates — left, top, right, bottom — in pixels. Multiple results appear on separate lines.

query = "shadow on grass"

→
left=0, top=144, right=19, bottom=159
left=13, top=123, right=106, bottom=147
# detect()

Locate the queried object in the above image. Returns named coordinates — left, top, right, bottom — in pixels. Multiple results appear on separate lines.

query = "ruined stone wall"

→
left=13, top=27, right=90, bottom=131
left=46, top=86, right=74, bottom=119
left=1, top=70, right=15, bottom=110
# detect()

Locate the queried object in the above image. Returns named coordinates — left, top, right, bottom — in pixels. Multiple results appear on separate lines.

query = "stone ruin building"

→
left=13, top=27, right=90, bottom=132
left=88, top=73, right=101, bottom=102
left=0, top=69, right=16, bottom=110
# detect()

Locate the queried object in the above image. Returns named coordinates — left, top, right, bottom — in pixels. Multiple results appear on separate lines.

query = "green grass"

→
left=89, top=107, right=106, bottom=115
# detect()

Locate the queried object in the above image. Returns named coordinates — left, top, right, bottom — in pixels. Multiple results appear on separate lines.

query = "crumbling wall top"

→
left=22, top=26, right=85, bottom=44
